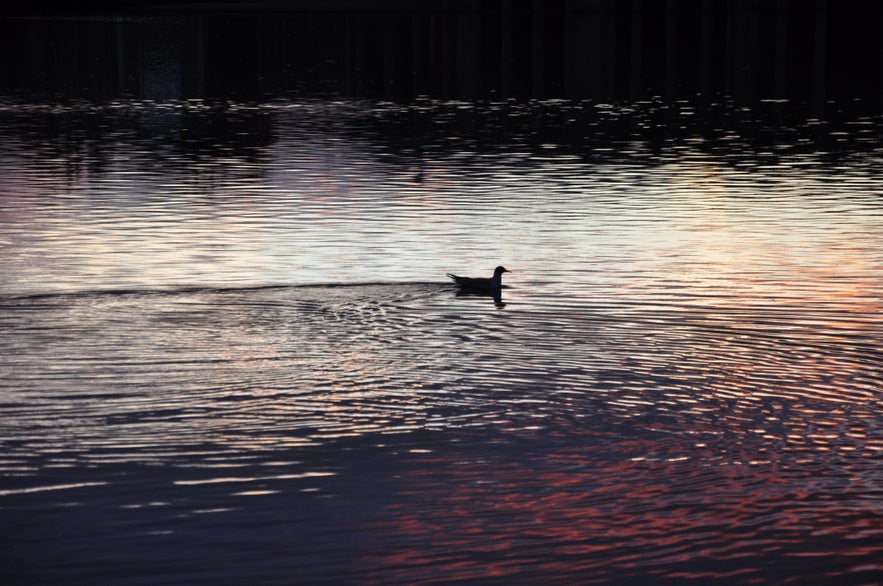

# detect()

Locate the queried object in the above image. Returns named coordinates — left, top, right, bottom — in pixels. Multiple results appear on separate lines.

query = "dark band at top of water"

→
left=3, top=1, right=883, bottom=112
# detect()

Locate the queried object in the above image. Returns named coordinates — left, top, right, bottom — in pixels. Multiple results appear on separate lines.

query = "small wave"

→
left=1, top=281, right=453, bottom=303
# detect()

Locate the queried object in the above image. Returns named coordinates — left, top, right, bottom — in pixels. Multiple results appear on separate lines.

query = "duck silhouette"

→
left=447, top=266, right=510, bottom=291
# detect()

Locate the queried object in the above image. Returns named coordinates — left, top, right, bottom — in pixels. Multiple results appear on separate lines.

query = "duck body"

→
left=447, top=266, right=509, bottom=291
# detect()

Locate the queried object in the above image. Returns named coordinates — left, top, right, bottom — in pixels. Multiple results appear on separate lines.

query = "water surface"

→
left=1, top=97, right=882, bottom=584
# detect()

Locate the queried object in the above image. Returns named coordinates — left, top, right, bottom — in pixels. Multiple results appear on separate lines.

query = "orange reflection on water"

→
left=357, top=429, right=883, bottom=583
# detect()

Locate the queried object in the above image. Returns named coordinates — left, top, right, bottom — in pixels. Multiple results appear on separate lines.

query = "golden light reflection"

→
left=632, top=155, right=883, bottom=323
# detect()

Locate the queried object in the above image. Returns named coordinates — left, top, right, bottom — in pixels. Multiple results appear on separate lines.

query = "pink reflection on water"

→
left=357, top=428, right=883, bottom=583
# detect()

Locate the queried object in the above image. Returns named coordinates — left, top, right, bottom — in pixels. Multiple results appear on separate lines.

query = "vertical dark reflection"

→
left=813, top=0, right=828, bottom=115
left=773, top=0, right=788, bottom=100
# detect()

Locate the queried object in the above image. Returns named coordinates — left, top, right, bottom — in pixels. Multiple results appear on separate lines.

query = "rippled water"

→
left=2, top=98, right=883, bottom=584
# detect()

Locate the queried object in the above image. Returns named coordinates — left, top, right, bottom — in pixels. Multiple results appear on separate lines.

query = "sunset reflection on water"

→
left=361, top=423, right=883, bottom=584
left=1, top=97, right=882, bottom=584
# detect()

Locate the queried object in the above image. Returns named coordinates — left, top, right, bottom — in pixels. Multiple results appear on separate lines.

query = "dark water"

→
left=3, top=20, right=883, bottom=583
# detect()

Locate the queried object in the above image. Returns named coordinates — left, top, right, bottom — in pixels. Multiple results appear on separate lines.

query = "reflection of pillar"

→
left=456, top=10, right=480, bottom=98
left=741, top=1, right=758, bottom=101
left=343, top=16, right=353, bottom=95
left=532, top=0, right=545, bottom=98
left=577, top=0, right=604, bottom=99
left=195, top=16, right=205, bottom=98
left=411, top=13, right=423, bottom=96
left=724, top=0, right=734, bottom=96
left=564, top=0, right=581, bottom=98
left=630, top=0, right=643, bottom=99
left=665, top=0, right=677, bottom=100
left=774, top=0, right=788, bottom=99
left=383, top=14, right=394, bottom=98
left=724, top=0, right=758, bottom=100
left=116, top=19, right=126, bottom=96
left=501, top=0, right=513, bottom=97
left=813, top=0, right=827, bottom=114
left=700, top=0, right=713, bottom=100
left=353, top=17, right=365, bottom=95
left=602, top=0, right=615, bottom=99
left=441, top=14, right=452, bottom=97
left=140, top=25, right=182, bottom=100
left=429, top=14, right=441, bottom=96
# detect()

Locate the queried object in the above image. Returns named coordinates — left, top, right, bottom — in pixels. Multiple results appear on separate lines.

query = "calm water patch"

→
left=1, top=98, right=882, bottom=584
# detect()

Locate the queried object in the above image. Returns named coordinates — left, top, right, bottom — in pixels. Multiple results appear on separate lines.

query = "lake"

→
left=2, top=25, right=883, bottom=585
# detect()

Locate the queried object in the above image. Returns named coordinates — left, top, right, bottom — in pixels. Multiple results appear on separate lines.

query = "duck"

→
left=447, top=266, right=510, bottom=291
